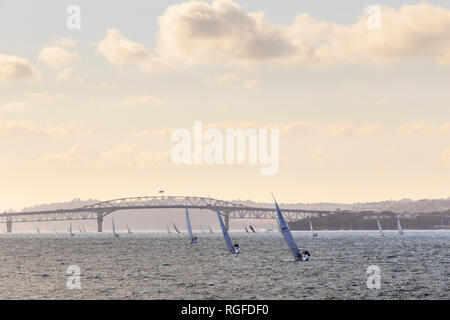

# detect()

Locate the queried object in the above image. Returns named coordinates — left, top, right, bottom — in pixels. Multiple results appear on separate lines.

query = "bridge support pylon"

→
left=97, top=213, right=103, bottom=232
left=6, top=217, right=12, bottom=233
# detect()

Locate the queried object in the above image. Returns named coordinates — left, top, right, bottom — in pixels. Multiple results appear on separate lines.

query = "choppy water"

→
left=0, top=230, right=448, bottom=299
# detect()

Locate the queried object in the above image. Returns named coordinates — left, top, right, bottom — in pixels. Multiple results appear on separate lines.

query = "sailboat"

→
left=82, top=226, right=86, bottom=233
left=36, top=227, right=40, bottom=234
left=112, top=219, right=119, bottom=237
left=208, top=226, right=213, bottom=233
left=216, top=208, right=239, bottom=254
left=185, top=208, right=198, bottom=243
left=78, top=227, right=83, bottom=233
left=273, top=194, right=309, bottom=261
left=249, top=225, right=257, bottom=233
left=397, top=217, right=404, bottom=235
left=68, top=223, right=75, bottom=237
left=244, top=225, right=249, bottom=233
left=167, top=225, right=171, bottom=234
left=376, top=217, right=385, bottom=237
left=310, top=219, right=318, bottom=237
left=172, top=223, right=181, bottom=234
left=127, top=224, right=133, bottom=234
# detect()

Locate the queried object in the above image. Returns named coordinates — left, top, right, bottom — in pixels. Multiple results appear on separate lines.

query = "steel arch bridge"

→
left=0, top=195, right=336, bottom=233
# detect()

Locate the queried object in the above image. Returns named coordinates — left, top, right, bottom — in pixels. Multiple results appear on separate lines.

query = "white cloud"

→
left=0, top=119, right=90, bottom=138
left=204, top=72, right=260, bottom=89
left=90, top=82, right=118, bottom=90
left=0, top=101, right=29, bottom=112
left=121, top=95, right=164, bottom=107
left=97, top=29, right=164, bottom=72
left=0, top=54, right=39, bottom=80
left=308, top=148, right=328, bottom=164
left=38, top=46, right=80, bottom=68
left=36, top=142, right=92, bottom=166
left=26, top=91, right=66, bottom=103
left=100, top=141, right=168, bottom=166
left=154, top=1, right=450, bottom=68
left=399, top=121, right=450, bottom=135
left=56, top=67, right=83, bottom=83
left=440, top=148, right=450, bottom=166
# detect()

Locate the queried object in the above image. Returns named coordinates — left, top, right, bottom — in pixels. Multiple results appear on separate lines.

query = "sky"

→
left=1, top=0, right=450, bottom=211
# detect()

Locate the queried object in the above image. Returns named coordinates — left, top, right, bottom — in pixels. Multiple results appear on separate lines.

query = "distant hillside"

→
left=234, top=198, right=450, bottom=213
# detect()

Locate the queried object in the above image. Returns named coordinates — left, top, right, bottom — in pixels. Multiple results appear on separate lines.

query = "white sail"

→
left=310, top=219, right=318, bottom=237
left=397, top=217, right=404, bottom=235
left=112, top=219, right=119, bottom=237
left=69, top=223, right=74, bottom=236
left=216, top=209, right=239, bottom=254
left=78, top=227, right=83, bottom=233
left=185, top=208, right=198, bottom=243
left=208, top=226, right=213, bottom=233
left=127, top=224, right=133, bottom=234
left=377, top=218, right=385, bottom=236
left=244, top=225, right=249, bottom=233
left=36, top=227, right=40, bottom=233
left=273, top=195, right=303, bottom=261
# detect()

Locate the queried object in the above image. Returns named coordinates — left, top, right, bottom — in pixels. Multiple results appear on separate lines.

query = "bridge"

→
left=0, top=196, right=338, bottom=233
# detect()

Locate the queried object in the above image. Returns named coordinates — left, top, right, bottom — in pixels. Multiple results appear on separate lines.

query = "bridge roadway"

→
left=0, top=196, right=338, bottom=233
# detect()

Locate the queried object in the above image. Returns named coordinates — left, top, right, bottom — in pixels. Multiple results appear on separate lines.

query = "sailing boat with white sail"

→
left=36, top=227, right=40, bottom=234
left=249, top=225, right=257, bottom=233
left=78, top=226, right=83, bottom=233
left=112, top=219, right=119, bottom=237
left=185, top=208, right=198, bottom=243
left=244, top=225, right=249, bottom=233
left=127, top=224, right=133, bottom=234
left=273, top=194, right=309, bottom=261
left=397, top=217, right=404, bottom=235
left=208, top=226, right=213, bottom=233
left=216, top=208, right=239, bottom=254
left=82, top=226, right=86, bottom=233
left=376, top=217, right=385, bottom=237
left=310, top=219, right=318, bottom=237
left=172, top=223, right=181, bottom=234
left=68, top=223, right=74, bottom=237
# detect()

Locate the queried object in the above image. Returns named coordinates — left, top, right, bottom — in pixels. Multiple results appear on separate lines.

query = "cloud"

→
left=90, top=82, right=118, bottom=90
left=133, top=120, right=382, bottom=139
left=38, top=46, right=80, bottom=68
left=100, top=141, right=169, bottom=166
left=56, top=67, right=84, bottom=83
left=0, top=101, right=29, bottom=112
left=36, top=142, right=92, bottom=166
left=204, top=72, right=259, bottom=89
left=121, top=95, right=164, bottom=107
left=308, top=148, right=328, bottom=164
left=0, top=54, right=39, bottom=80
left=153, top=0, right=450, bottom=68
left=0, top=119, right=90, bottom=138
left=97, top=29, right=164, bottom=72
left=26, top=91, right=66, bottom=103
left=399, top=121, right=450, bottom=135
left=440, top=148, right=450, bottom=166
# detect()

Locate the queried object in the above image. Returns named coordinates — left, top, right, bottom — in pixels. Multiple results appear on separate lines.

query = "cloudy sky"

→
left=1, top=0, right=450, bottom=211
